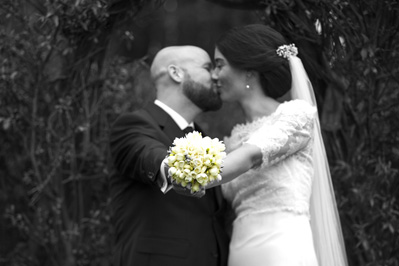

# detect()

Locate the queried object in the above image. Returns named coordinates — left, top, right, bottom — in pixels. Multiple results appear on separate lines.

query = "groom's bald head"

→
left=150, top=45, right=210, bottom=81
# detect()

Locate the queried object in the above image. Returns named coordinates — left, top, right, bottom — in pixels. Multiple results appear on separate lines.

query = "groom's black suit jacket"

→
left=109, top=103, right=230, bottom=266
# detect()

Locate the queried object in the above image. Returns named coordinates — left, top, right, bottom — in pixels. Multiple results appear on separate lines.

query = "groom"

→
left=109, top=46, right=230, bottom=266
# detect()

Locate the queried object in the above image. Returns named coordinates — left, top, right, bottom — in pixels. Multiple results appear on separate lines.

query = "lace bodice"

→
left=222, top=100, right=316, bottom=220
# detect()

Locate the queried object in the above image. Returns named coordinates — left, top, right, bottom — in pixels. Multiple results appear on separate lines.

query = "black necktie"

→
left=183, top=126, right=194, bottom=134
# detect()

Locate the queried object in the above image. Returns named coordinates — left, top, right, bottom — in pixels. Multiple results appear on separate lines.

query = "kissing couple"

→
left=109, top=24, right=348, bottom=266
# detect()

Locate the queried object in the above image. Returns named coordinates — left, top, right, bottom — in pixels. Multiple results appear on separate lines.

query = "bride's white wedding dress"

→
left=222, top=99, right=319, bottom=266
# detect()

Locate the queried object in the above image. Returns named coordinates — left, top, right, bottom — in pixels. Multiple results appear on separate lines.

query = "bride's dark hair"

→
left=216, top=24, right=292, bottom=99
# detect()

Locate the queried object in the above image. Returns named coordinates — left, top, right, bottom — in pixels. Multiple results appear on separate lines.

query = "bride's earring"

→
left=246, top=71, right=252, bottom=90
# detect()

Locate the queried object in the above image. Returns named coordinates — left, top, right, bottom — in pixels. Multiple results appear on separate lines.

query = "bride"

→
left=184, top=24, right=348, bottom=266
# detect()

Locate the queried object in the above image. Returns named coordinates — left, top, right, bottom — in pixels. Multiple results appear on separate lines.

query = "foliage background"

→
left=0, top=0, right=398, bottom=265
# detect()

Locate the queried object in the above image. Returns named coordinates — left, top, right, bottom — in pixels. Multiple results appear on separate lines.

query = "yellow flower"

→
left=168, top=156, right=176, bottom=164
left=168, top=167, right=177, bottom=176
left=191, top=182, right=200, bottom=192
left=196, top=173, right=208, bottom=185
left=175, top=153, right=185, bottom=162
left=209, top=167, right=219, bottom=177
left=193, top=167, right=202, bottom=174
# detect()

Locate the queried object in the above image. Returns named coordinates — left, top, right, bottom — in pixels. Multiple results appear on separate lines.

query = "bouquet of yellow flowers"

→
left=167, top=131, right=226, bottom=193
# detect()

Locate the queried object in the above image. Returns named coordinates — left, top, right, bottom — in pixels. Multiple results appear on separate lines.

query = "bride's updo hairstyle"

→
left=216, top=24, right=291, bottom=99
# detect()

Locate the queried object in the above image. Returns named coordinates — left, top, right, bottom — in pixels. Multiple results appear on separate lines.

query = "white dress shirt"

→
left=154, top=100, right=194, bottom=130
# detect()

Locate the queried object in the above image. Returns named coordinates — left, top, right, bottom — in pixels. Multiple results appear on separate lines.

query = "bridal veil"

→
left=278, top=44, right=348, bottom=266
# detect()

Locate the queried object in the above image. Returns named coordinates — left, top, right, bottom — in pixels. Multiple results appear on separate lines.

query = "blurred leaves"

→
left=0, top=0, right=153, bottom=265
left=1, top=0, right=398, bottom=265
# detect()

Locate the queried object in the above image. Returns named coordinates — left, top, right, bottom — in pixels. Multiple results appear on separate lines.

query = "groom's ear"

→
left=167, top=65, right=184, bottom=83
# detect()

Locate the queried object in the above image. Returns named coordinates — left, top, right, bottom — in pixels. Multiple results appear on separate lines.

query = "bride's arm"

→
left=207, top=100, right=315, bottom=189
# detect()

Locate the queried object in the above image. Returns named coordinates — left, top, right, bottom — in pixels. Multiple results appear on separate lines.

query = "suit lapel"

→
left=144, top=103, right=186, bottom=143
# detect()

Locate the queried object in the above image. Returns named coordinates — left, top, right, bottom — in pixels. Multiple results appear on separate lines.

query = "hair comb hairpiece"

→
left=276, top=44, right=298, bottom=59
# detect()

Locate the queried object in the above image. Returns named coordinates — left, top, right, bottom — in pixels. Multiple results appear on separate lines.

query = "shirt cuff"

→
left=159, top=159, right=173, bottom=194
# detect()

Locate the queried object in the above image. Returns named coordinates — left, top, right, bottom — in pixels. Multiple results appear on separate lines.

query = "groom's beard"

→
left=183, top=78, right=222, bottom=112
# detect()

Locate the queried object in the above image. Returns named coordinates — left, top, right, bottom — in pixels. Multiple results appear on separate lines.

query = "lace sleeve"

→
left=245, top=100, right=316, bottom=167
